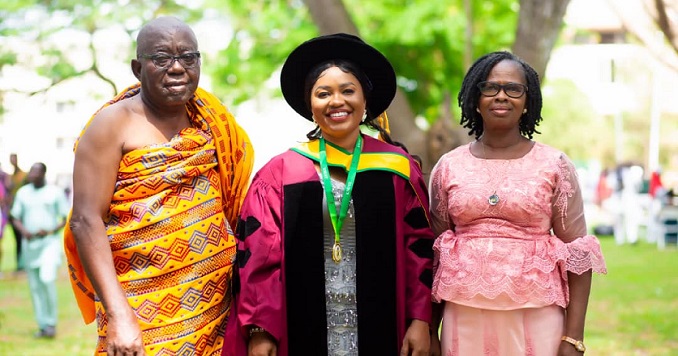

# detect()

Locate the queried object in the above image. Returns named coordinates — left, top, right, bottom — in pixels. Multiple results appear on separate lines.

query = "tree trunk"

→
left=302, top=0, right=431, bottom=170
left=512, top=0, right=572, bottom=83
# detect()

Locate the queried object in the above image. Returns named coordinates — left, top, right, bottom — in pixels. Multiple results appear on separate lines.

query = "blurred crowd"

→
left=593, top=163, right=677, bottom=248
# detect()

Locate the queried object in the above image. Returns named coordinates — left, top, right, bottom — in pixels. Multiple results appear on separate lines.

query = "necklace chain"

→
left=479, top=139, right=500, bottom=206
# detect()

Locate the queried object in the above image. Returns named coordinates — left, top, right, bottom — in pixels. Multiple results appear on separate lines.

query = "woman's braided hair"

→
left=458, top=51, right=543, bottom=139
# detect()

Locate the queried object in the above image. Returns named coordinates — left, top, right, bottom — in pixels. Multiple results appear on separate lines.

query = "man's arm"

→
left=9, top=190, right=32, bottom=239
left=69, top=107, right=146, bottom=354
left=10, top=217, right=32, bottom=240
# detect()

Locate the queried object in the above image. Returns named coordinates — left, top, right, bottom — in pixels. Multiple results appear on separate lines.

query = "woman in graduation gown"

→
left=224, top=33, right=435, bottom=356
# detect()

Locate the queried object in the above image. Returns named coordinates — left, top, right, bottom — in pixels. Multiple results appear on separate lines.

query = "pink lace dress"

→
left=429, top=142, right=606, bottom=356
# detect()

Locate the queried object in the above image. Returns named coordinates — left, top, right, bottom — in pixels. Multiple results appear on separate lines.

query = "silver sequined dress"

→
left=321, top=176, right=358, bottom=355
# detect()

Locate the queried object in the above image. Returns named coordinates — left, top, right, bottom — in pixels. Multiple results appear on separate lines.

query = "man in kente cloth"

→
left=64, top=16, right=253, bottom=355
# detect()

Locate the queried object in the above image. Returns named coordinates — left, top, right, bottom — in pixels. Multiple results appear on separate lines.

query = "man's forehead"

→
left=137, top=23, right=196, bottom=52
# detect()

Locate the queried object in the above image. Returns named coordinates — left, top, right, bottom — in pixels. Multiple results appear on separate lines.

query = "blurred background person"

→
left=8, top=153, right=28, bottom=272
left=613, top=164, right=644, bottom=245
left=10, top=162, right=70, bottom=339
left=0, top=163, right=8, bottom=278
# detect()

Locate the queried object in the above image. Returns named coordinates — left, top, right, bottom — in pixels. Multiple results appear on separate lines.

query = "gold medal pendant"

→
left=332, top=242, right=342, bottom=263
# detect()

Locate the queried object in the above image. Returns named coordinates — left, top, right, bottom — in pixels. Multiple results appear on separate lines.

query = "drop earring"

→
left=361, top=111, right=367, bottom=122
left=522, top=109, right=527, bottom=114
left=476, top=108, right=481, bottom=113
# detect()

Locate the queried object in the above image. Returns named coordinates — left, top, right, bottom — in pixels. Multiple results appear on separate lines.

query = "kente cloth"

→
left=223, top=135, right=434, bottom=356
left=429, top=142, right=607, bottom=310
left=63, top=83, right=254, bottom=356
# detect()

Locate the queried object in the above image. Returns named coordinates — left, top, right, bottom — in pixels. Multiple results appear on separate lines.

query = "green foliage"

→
left=0, top=0, right=520, bottom=122
left=0, top=0, right=205, bottom=100
left=539, top=79, right=615, bottom=164
left=208, top=0, right=520, bottom=122
left=348, top=0, right=519, bottom=120
left=206, top=0, right=317, bottom=105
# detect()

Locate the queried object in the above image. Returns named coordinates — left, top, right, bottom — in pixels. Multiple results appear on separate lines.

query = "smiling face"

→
left=310, top=66, right=367, bottom=149
left=132, top=19, right=200, bottom=112
left=477, top=59, right=527, bottom=133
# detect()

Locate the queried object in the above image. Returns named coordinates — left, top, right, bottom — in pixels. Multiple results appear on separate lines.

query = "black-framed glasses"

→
left=138, top=52, right=201, bottom=70
left=477, top=81, right=527, bottom=98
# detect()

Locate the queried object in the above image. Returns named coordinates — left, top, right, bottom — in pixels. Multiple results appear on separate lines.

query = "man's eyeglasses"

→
left=477, top=81, right=527, bottom=99
left=138, top=52, right=201, bottom=70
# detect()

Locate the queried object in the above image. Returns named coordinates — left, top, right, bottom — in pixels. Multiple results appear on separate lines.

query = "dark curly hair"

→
left=458, top=51, right=543, bottom=139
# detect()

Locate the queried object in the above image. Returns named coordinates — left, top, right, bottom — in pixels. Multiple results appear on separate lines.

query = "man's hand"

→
left=35, top=229, right=49, bottom=238
left=400, top=319, right=430, bottom=356
left=106, top=313, right=146, bottom=356
left=248, top=331, right=277, bottom=356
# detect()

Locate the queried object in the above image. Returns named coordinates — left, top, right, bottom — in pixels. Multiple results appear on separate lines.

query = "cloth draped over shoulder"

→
left=429, top=142, right=606, bottom=310
left=63, top=83, right=253, bottom=354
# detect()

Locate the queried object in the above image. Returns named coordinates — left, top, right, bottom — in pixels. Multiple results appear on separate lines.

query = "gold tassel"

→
left=376, top=111, right=391, bottom=141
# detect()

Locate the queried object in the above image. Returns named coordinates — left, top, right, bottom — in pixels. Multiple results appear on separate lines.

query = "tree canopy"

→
left=4, top=0, right=671, bottom=170
left=1, top=0, right=520, bottom=121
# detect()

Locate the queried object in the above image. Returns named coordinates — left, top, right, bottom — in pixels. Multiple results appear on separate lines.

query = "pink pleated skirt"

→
left=440, top=302, right=565, bottom=356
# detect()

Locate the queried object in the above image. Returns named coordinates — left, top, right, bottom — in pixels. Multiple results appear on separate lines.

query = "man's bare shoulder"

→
left=83, top=97, right=163, bottom=154
left=88, top=98, right=140, bottom=131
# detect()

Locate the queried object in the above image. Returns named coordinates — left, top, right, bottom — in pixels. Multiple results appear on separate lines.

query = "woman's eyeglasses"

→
left=477, top=81, right=527, bottom=99
left=138, top=52, right=201, bottom=70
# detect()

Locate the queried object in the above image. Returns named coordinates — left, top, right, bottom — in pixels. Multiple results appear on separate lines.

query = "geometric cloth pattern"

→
left=64, top=83, right=254, bottom=356
left=92, top=132, right=235, bottom=356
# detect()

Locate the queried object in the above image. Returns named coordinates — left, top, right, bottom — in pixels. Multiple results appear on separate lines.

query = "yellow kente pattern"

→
left=64, top=84, right=253, bottom=355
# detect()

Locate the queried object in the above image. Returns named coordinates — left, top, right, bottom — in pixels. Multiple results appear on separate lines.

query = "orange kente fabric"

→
left=63, top=83, right=253, bottom=355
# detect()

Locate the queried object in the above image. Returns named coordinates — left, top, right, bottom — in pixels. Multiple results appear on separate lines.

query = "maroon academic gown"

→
left=224, top=135, right=434, bottom=355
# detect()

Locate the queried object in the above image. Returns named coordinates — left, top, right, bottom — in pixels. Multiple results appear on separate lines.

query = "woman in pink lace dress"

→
left=429, top=51, right=607, bottom=356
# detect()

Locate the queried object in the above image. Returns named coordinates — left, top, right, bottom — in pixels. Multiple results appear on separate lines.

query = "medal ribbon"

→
left=319, top=134, right=362, bottom=263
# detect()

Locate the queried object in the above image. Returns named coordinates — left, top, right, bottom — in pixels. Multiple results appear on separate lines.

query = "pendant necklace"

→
left=479, top=139, right=500, bottom=206
left=319, top=135, right=362, bottom=263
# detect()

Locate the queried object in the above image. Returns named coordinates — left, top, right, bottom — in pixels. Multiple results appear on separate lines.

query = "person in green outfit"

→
left=11, top=162, right=70, bottom=338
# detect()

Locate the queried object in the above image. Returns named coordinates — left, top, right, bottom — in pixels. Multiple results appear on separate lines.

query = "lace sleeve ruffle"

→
left=562, top=234, right=607, bottom=276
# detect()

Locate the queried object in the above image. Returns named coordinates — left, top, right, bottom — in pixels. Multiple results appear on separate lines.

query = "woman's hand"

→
left=400, top=319, right=430, bottom=356
left=248, top=331, right=277, bottom=356
left=429, top=326, right=441, bottom=356
left=557, top=341, right=585, bottom=356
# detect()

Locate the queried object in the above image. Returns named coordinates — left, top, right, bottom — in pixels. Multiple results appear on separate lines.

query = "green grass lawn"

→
left=0, top=226, right=95, bottom=355
left=585, top=236, right=678, bottom=355
left=1, top=227, right=676, bottom=355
